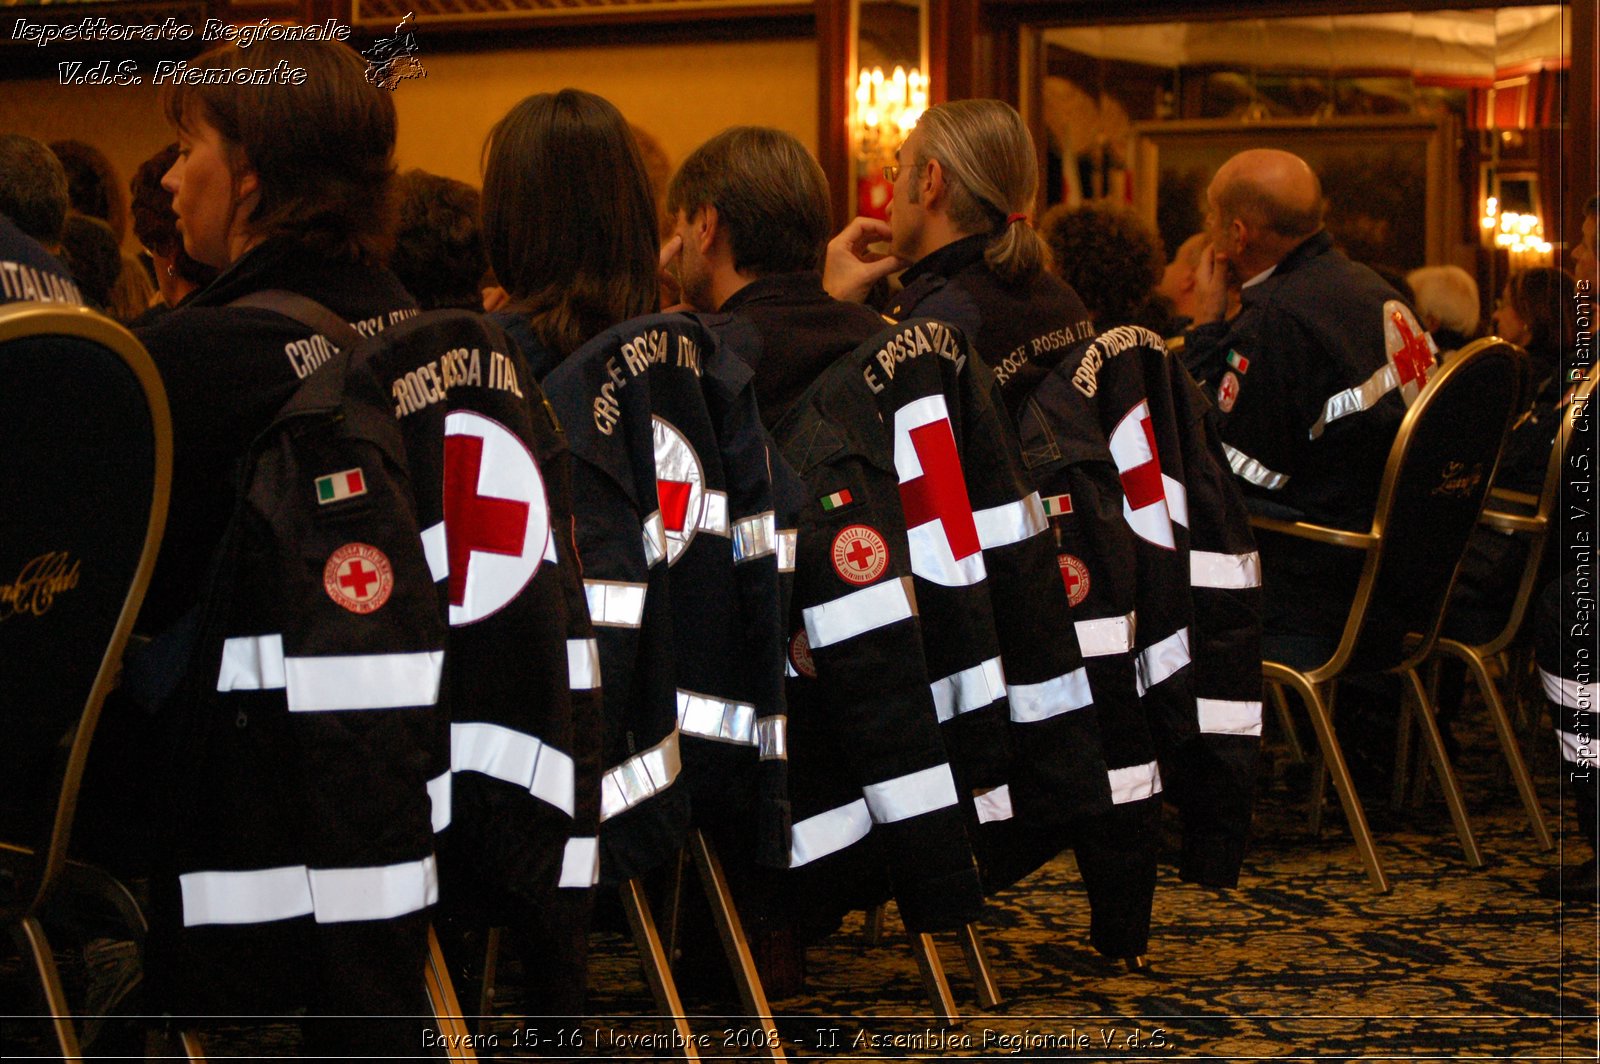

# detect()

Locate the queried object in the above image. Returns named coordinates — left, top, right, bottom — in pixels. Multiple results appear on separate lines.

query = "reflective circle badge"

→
left=1217, top=371, right=1240, bottom=414
left=1058, top=553, right=1090, bottom=607
left=325, top=542, right=394, bottom=614
left=789, top=629, right=817, bottom=679
left=831, top=524, right=889, bottom=584
left=653, top=415, right=709, bottom=567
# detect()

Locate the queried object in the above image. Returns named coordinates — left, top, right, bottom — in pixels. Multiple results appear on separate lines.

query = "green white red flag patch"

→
left=316, top=468, right=367, bottom=505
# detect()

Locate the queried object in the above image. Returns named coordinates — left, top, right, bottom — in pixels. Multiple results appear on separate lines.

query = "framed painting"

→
left=1128, top=116, right=1453, bottom=274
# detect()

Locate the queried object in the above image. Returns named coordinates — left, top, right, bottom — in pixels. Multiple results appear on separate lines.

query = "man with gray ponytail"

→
left=824, top=99, right=1095, bottom=418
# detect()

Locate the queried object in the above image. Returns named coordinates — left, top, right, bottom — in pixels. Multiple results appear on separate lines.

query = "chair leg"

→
left=178, top=1027, right=209, bottom=1061
left=1446, top=640, right=1554, bottom=850
left=1401, top=668, right=1484, bottom=868
left=687, top=831, right=785, bottom=1062
left=425, top=924, right=479, bottom=1062
left=619, top=878, right=702, bottom=1063
left=957, top=923, right=1002, bottom=1009
left=909, top=933, right=959, bottom=1025
left=861, top=903, right=885, bottom=946
left=1268, top=681, right=1307, bottom=764
left=477, top=926, right=502, bottom=1018
left=662, top=847, right=687, bottom=964
left=14, top=915, right=82, bottom=1061
left=1391, top=698, right=1415, bottom=809
left=1274, top=669, right=1390, bottom=892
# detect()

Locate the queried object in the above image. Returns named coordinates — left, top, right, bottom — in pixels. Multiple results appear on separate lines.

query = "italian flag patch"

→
left=820, top=489, right=854, bottom=511
left=316, top=468, right=367, bottom=505
left=1227, top=350, right=1250, bottom=374
left=1040, top=494, right=1072, bottom=517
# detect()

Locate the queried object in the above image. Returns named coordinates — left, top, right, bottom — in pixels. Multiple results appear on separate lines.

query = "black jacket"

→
left=0, top=214, right=82, bottom=307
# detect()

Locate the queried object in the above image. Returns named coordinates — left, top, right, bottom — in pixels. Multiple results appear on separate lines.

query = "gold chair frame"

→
left=1255, top=338, right=1523, bottom=892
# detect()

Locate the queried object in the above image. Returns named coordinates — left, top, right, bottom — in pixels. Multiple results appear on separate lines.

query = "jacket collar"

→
left=899, top=233, right=989, bottom=288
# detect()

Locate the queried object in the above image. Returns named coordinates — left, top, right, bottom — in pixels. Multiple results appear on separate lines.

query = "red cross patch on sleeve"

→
left=831, top=524, right=889, bottom=585
left=324, top=543, right=394, bottom=614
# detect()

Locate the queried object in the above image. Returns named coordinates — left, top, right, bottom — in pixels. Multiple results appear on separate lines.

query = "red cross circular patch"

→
left=1058, top=553, right=1090, bottom=607
left=789, top=629, right=817, bottom=679
left=324, top=542, right=394, bottom=614
left=831, top=524, right=889, bottom=585
left=1217, top=371, right=1240, bottom=413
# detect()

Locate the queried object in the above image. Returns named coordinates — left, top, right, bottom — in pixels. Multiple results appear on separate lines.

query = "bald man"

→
left=1183, top=147, right=1432, bottom=658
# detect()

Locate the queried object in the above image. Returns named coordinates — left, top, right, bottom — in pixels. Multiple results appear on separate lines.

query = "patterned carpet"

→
left=5, top=705, right=1598, bottom=1061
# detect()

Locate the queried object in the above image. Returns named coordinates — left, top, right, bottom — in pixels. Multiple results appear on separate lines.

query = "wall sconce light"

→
left=1481, top=195, right=1553, bottom=265
left=854, top=64, right=928, bottom=162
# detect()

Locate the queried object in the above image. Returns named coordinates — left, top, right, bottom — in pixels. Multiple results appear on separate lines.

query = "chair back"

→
left=1330, top=338, right=1521, bottom=676
left=0, top=304, right=170, bottom=916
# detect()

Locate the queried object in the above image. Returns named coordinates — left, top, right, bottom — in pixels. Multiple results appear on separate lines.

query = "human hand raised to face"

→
left=1192, top=242, right=1233, bottom=326
left=823, top=217, right=908, bottom=304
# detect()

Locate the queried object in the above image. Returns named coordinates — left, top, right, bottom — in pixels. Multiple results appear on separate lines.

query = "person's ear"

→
left=233, top=165, right=260, bottom=209
left=695, top=205, right=718, bottom=256
left=920, top=157, right=945, bottom=208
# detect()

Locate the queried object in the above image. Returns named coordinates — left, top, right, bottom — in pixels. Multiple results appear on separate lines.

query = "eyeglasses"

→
left=883, top=165, right=901, bottom=182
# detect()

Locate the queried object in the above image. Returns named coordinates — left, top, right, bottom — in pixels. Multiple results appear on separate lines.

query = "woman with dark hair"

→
left=128, top=143, right=218, bottom=322
left=1039, top=201, right=1165, bottom=329
left=110, top=39, right=429, bottom=1053
left=482, top=88, right=660, bottom=377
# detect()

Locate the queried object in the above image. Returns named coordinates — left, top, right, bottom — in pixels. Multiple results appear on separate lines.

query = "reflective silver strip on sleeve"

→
left=558, top=837, right=600, bottom=889
left=785, top=658, right=798, bottom=678
left=451, top=721, right=576, bottom=818
left=699, top=490, right=730, bottom=535
left=1136, top=627, right=1191, bottom=696
left=180, top=854, right=438, bottom=927
left=802, top=576, right=916, bottom=649
left=1163, top=475, right=1189, bottom=528
left=285, top=651, right=444, bottom=712
left=420, top=521, right=448, bottom=582
left=1197, top=698, right=1264, bottom=736
left=1074, top=612, right=1135, bottom=658
left=789, top=798, right=872, bottom=867
left=757, top=715, right=787, bottom=761
left=974, top=493, right=1048, bottom=549
left=1108, top=761, right=1163, bottom=805
left=1192, top=550, right=1262, bottom=589
left=1558, top=729, right=1592, bottom=767
left=585, top=579, right=647, bottom=628
left=567, top=638, right=600, bottom=690
left=929, top=656, right=1007, bottom=723
left=863, top=763, right=959, bottom=823
left=599, top=730, right=682, bottom=821
left=731, top=510, right=777, bottom=563
left=427, top=770, right=452, bottom=833
left=1541, top=669, right=1594, bottom=710
left=974, top=784, right=1014, bottom=824
left=1223, top=444, right=1290, bottom=490
left=777, top=529, right=797, bottom=573
left=677, top=689, right=757, bottom=746
left=1309, top=363, right=1397, bottom=440
left=217, top=633, right=286, bottom=691
left=1009, top=668, right=1095, bottom=722
left=641, top=511, right=667, bottom=567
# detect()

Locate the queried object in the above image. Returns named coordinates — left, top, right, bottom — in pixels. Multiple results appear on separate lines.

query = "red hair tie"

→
left=1006, top=212, right=1028, bottom=226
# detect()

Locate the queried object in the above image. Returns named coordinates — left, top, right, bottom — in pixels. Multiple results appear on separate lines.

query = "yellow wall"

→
left=0, top=35, right=817, bottom=246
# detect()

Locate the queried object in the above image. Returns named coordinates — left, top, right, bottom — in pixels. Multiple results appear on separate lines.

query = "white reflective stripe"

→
left=1136, top=627, right=1191, bottom=696
left=1541, top=669, right=1595, bottom=710
left=907, top=518, right=988, bottom=586
left=863, top=763, right=959, bottom=823
left=307, top=855, right=438, bottom=924
left=929, top=656, right=1007, bottom=723
left=777, top=529, right=797, bottom=574
left=1108, top=761, right=1163, bottom=805
left=427, top=770, right=452, bottom=833
left=642, top=511, right=667, bottom=567
left=974, top=784, right=1014, bottom=824
left=1192, top=550, right=1262, bottom=589
left=585, top=579, right=647, bottom=628
left=732, top=510, right=777, bottom=563
left=1075, top=612, right=1136, bottom=658
left=677, top=689, right=757, bottom=746
left=217, top=633, right=285, bottom=692
left=181, top=854, right=438, bottom=927
left=1310, top=362, right=1397, bottom=440
left=1163, top=474, right=1189, bottom=528
left=420, top=521, right=448, bottom=583
left=1557, top=729, right=1593, bottom=767
left=789, top=798, right=872, bottom=867
left=1009, top=668, right=1095, bottom=722
left=1198, top=698, right=1264, bottom=736
left=1223, top=444, right=1290, bottom=490
left=599, top=730, right=682, bottom=821
left=699, top=490, right=730, bottom=535
left=803, top=577, right=916, bottom=649
left=757, top=715, right=787, bottom=760
left=974, top=493, right=1048, bottom=549
left=451, top=721, right=577, bottom=818
left=558, top=837, right=600, bottom=888
left=285, top=651, right=444, bottom=712
left=567, top=638, right=600, bottom=690
left=785, top=658, right=798, bottom=678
